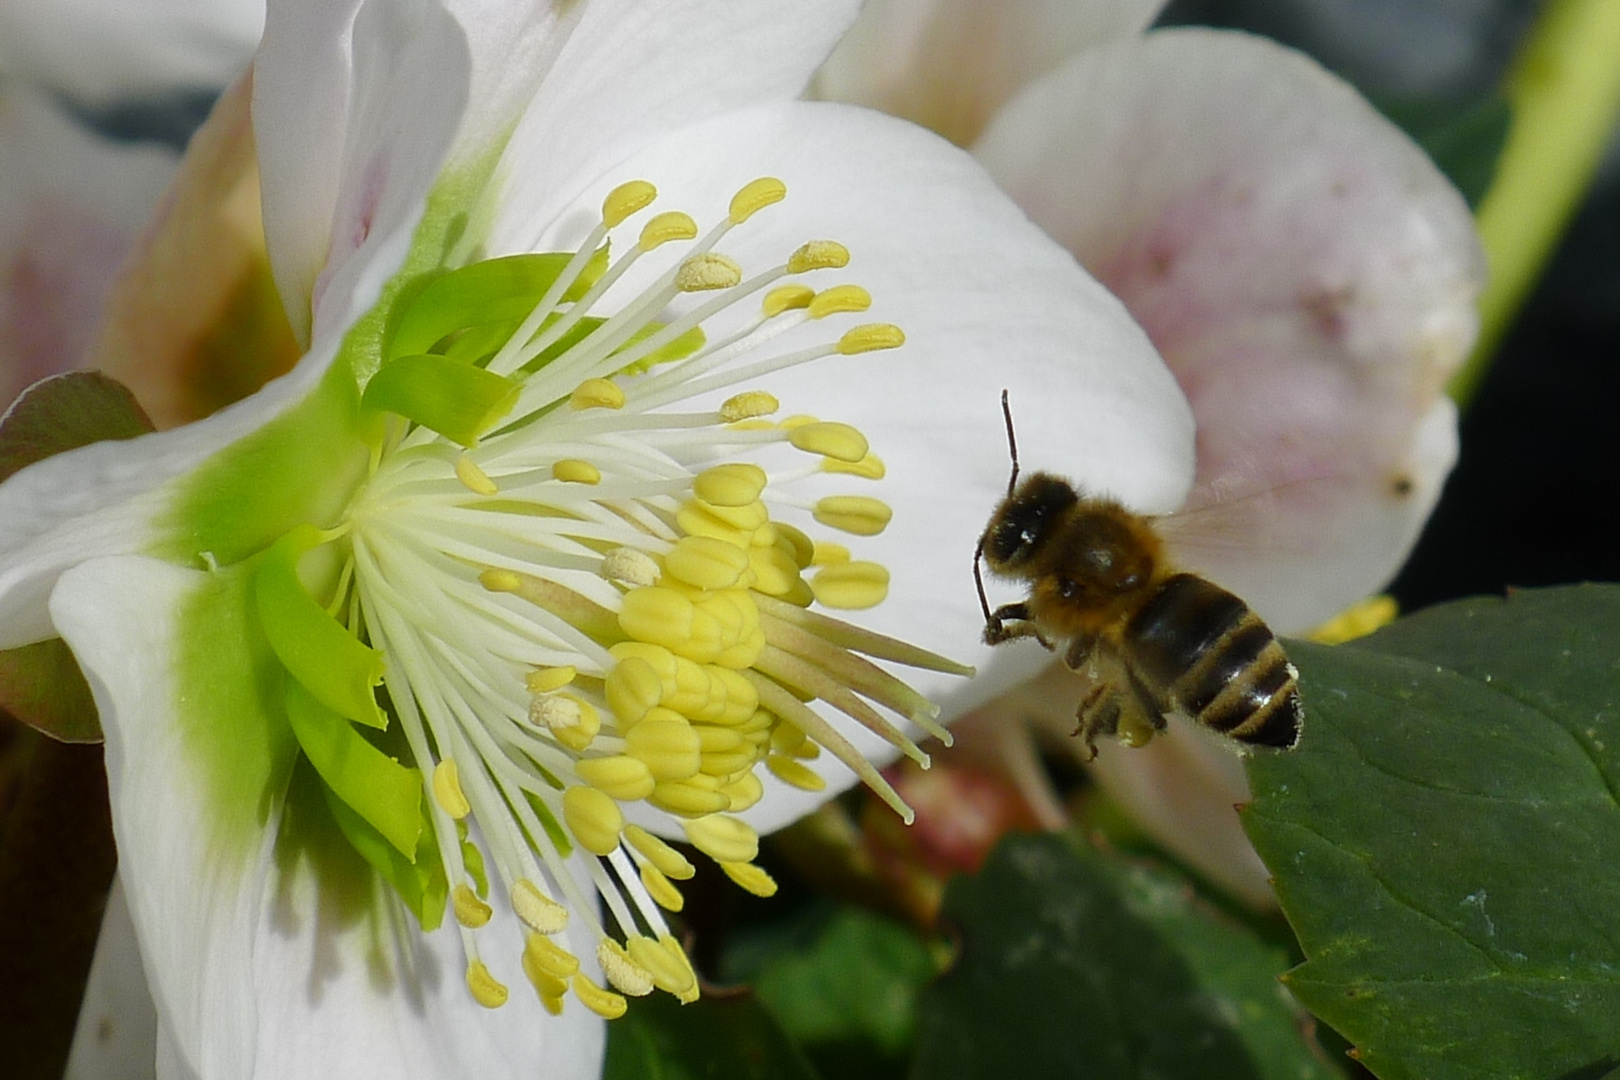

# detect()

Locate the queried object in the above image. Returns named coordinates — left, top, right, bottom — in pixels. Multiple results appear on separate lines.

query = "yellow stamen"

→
left=787, top=421, right=868, bottom=462
left=455, top=454, right=498, bottom=495
left=1310, top=594, right=1399, bottom=644
left=551, top=458, right=601, bottom=484
left=511, top=879, right=569, bottom=934
left=693, top=463, right=768, bottom=508
left=627, top=934, right=696, bottom=996
left=720, top=772, right=764, bottom=812
left=639, top=862, right=685, bottom=911
left=602, top=546, right=661, bottom=587
left=624, top=824, right=696, bottom=880
left=762, top=284, right=815, bottom=317
left=838, top=323, right=905, bottom=354
left=521, top=951, right=570, bottom=1001
left=821, top=453, right=885, bottom=479
left=811, top=561, right=891, bottom=609
left=683, top=814, right=759, bottom=865
left=432, top=758, right=471, bottom=819
left=807, top=284, right=871, bottom=319
left=787, top=240, right=849, bottom=273
left=598, top=939, right=655, bottom=996
left=524, top=930, right=580, bottom=978
left=625, top=710, right=702, bottom=781
left=638, top=210, right=698, bottom=251
left=575, top=754, right=656, bottom=801
left=722, top=861, right=779, bottom=897
left=453, top=883, right=494, bottom=927
left=562, top=786, right=624, bottom=856
left=729, top=177, right=787, bottom=223
left=660, top=935, right=701, bottom=1003
left=664, top=535, right=752, bottom=590
left=766, top=753, right=828, bottom=791
left=677, top=253, right=743, bottom=292
left=602, top=180, right=657, bottom=228
left=648, top=776, right=732, bottom=817
left=570, top=377, right=625, bottom=410
left=526, top=665, right=577, bottom=693
left=720, top=390, right=779, bottom=422
left=530, top=693, right=600, bottom=752
left=811, top=541, right=850, bottom=566
left=573, top=973, right=628, bottom=1019
left=467, top=960, right=510, bottom=1008
left=813, top=495, right=893, bottom=536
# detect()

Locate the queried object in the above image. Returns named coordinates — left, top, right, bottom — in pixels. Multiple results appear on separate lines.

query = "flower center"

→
left=268, top=177, right=968, bottom=1017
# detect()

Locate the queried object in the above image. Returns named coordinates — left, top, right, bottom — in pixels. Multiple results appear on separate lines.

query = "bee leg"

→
left=1062, top=634, right=1097, bottom=672
left=1073, top=681, right=1120, bottom=762
left=983, top=603, right=1052, bottom=649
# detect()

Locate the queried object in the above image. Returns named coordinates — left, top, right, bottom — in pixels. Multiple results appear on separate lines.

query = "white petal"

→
left=0, top=0, right=261, bottom=106
left=65, top=875, right=159, bottom=1080
left=525, top=101, right=1193, bottom=832
left=0, top=88, right=177, bottom=407
left=973, top=29, right=1483, bottom=631
left=812, top=0, right=1167, bottom=146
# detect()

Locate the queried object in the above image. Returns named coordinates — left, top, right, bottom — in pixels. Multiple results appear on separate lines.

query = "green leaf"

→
left=604, top=991, right=822, bottom=1080
left=1244, top=585, right=1620, bottom=1080
left=915, top=833, right=1338, bottom=1080
left=1376, top=94, right=1512, bottom=210
left=745, top=905, right=934, bottom=1077
left=0, top=638, right=100, bottom=743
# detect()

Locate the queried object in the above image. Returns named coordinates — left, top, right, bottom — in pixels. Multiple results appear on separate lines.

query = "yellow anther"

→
left=807, top=284, right=872, bottom=319
left=766, top=753, right=828, bottom=792
left=770, top=722, right=807, bottom=756
left=639, top=862, right=685, bottom=911
left=511, top=879, right=569, bottom=934
left=747, top=545, right=802, bottom=598
left=676, top=252, right=743, bottom=292
left=626, top=710, right=702, bottom=781
left=694, top=463, right=768, bottom=508
left=521, top=951, right=570, bottom=1001
left=432, top=758, right=471, bottom=819
left=539, top=994, right=565, bottom=1016
left=530, top=693, right=600, bottom=752
left=674, top=502, right=753, bottom=548
left=813, top=495, right=893, bottom=537
left=638, top=210, right=698, bottom=250
left=562, top=786, right=624, bottom=856
left=787, top=421, right=868, bottom=462
left=455, top=454, right=498, bottom=495
left=575, top=754, right=656, bottom=801
left=720, top=771, right=764, bottom=812
left=665, top=534, right=752, bottom=590
left=599, top=939, right=655, bottom=997
left=762, top=284, right=815, bottom=318
left=551, top=458, right=601, bottom=484
left=624, top=824, right=696, bottom=880
left=778, top=413, right=817, bottom=429
left=722, top=860, right=779, bottom=898
left=1310, top=594, right=1399, bottom=644
left=694, top=497, right=769, bottom=532
left=467, top=960, right=510, bottom=1008
left=627, top=934, right=697, bottom=996
left=773, top=523, right=815, bottom=569
left=453, top=883, right=493, bottom=928
left=524, top=930, right=580, bottom=978
left=602, top=546, right=661, bottom=587
left=620, top=586, right=763, bottom=667
left=573, top=973, right=628, bottom=1019
left=787, top=240, right=850, bottom=274
left=729, top=176, right=787, bottom=223
left=569, top=377, right=625, bottom=410
left=811, top=560, right=891, bottom=609
left=480, top=567, right=523, bottom=593
left=603, top=179, right=657, bottom=228
left=720, top=390, right=779, bottom=422
left=649, top=777, right=733, bottom=818
left=684, top=814, right=759, bottom=865
left=838, top=323, right=906, bottom=354
left=526, top=665, right=577, bottom=693
left=605, top=655, right=666, bottom=724
left=659, top=935, right=701, bottom=1003
left=811, top=541, right=850, bottom=566
left=822, top=452, right=886, bottom=480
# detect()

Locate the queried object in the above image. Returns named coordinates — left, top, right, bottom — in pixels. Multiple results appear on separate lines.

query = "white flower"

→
left=0, top=1, right=1192, bottom=1076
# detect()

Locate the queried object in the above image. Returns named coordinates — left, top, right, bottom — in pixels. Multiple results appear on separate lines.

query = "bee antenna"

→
left=973, top=537, right=994, bottom=627
left=1000, top=388, right=1020, bottom=498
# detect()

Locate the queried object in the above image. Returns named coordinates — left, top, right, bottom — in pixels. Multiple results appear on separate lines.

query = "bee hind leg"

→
left=983, top=602, right=1052, bottom=649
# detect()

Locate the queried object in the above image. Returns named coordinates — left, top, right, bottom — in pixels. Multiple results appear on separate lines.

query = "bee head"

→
left=981, top=473, right=1079, bottom=573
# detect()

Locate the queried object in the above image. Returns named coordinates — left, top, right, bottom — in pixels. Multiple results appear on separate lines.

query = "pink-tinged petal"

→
left=973, top=28, right=1485, bottom=632
left=526, top=101, right=1193, bottom=833
left=0, top=89, right=177, bottom=409
left=0, top=0, right=261, bottom=106
left=812, top=0, right=1166, bottom=147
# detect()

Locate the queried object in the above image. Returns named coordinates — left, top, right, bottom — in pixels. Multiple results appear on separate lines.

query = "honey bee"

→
left=973, top=391, right=1302, bottom=759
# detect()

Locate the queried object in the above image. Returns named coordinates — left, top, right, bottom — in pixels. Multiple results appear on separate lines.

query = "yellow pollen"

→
left=526, top=665, right=577, bottom=693
left=626, top=710, right=703, bottom=781
left=524, top=930, right=580, bottom=978
left=511, top=879, right=570, bottom=934
left=766, top=753, right=827, bottom=792
left=787, top=421, right=869, bottom=462
left=813, top=495, right=893, bottom=536
left=722, top=861, right=779, bottom=898
left=467, top=960, right=510, bottom=1008
left=693, top=463, right=768, bottom=507
left=530, top=693, right=600, bottom=752
left=453, top=883, right=493, bottom=928
left=455, top=454, right=498, bottom=495
left=599, top=939, right=655, bottom=997
left=569, top=377, right=625, bottom=410
left=638, top=210, right=699, bottom=250
left=664, top=534, right=752, bottom=591
left=432, top=758, right=471, bottom=819
left=838, top=323, right=906, bottom=354
left=807, top=284, right=872, bottom=319
left=762, top=284, right=815, bottom=317
left=562, top=786, right=624, bottom=856
left=811, top=541, right=850, bottom=566
left=729, top=176, right=787, bottom=223
left=627, top=934, right=697, bottom=996
left=811, top=561, right=891, bottom=609
left=676, top=252, right=743, bottom=292
left=551, top=458, right=601, bottom=484
left=573, top=974, right=628, bottom=1020
left=787, top=240, right=850, bottom=273
left=575, top=754, right=656, bottom=801
left=639, top=862, right=685, bottom=911
left=624, top=824, right=696, bottom=880
left=684, top=814, right=760, bottom=865
left=602, top=179, right=657, bottom=228
left=602, top=546, right=661, bottom=587
left=821, top=452, right=886, bottom=479
left=720, top=390, right=780, bottom=422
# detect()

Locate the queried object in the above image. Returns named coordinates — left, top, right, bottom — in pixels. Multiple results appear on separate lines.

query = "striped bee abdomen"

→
left=1126, top=573, right=1302, bottom=750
